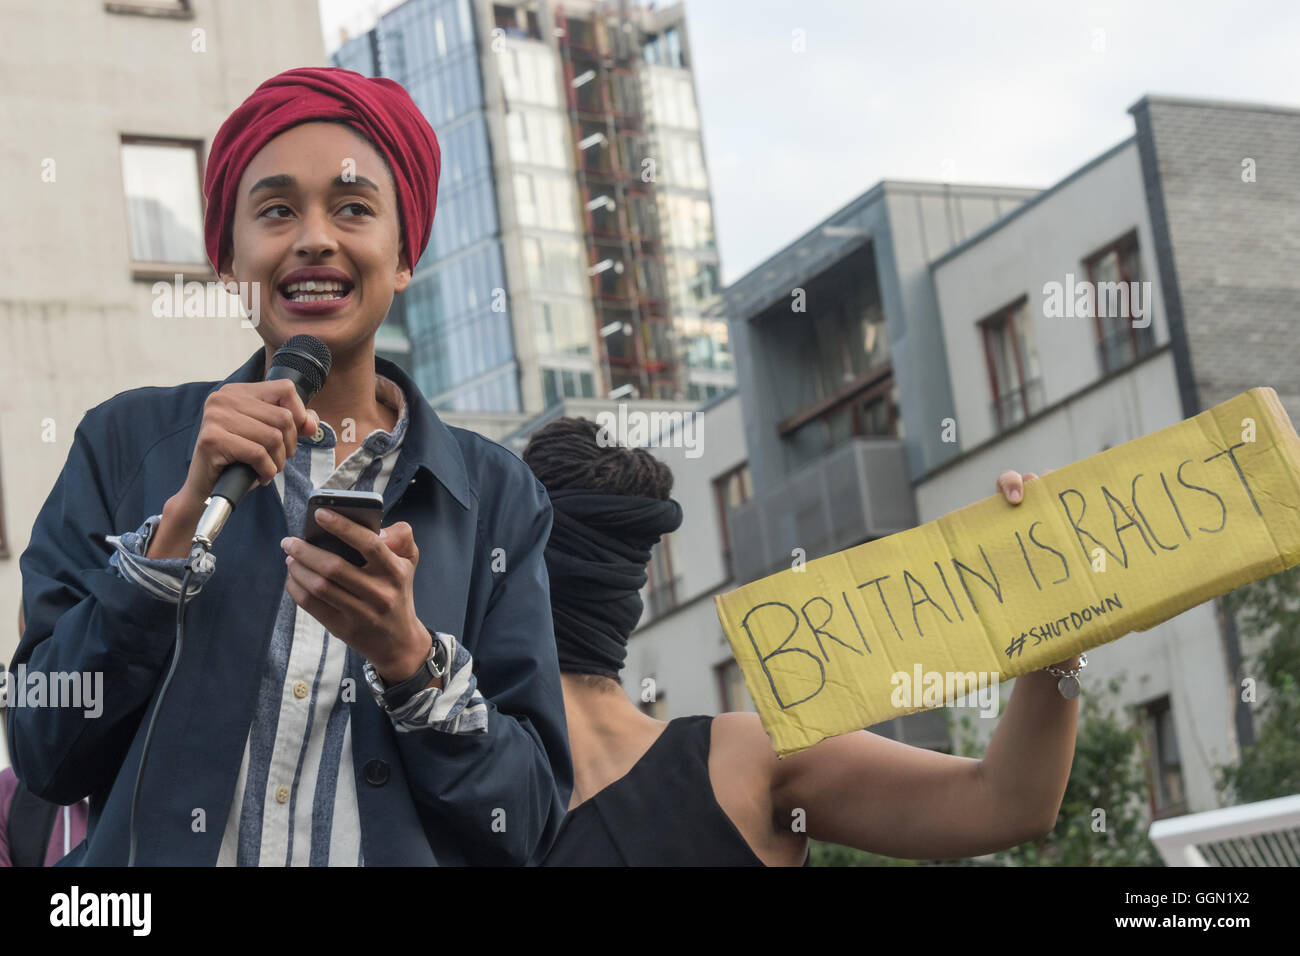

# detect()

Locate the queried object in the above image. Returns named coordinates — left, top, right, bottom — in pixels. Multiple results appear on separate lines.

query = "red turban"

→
left=203, top=66, right=441, bottom=273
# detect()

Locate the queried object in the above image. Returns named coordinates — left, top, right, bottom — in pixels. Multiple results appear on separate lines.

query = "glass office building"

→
left=336, top=0, right=521, bottom=412
left=334, top=0, right=731, bottom=415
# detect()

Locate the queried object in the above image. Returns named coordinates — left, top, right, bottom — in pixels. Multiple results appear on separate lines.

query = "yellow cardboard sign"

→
left=714, top=388, right=1300, bottom=756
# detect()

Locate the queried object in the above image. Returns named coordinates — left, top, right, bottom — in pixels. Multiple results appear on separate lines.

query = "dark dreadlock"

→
left=522, top=416, right=676, bottom=690
left=522, top=416, right=674, bottom=501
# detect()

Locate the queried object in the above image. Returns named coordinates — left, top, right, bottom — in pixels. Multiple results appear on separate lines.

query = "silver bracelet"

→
left=1042, top=652, right=1088, bottom=699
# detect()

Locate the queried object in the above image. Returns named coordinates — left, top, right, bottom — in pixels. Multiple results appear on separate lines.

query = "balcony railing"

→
left=725, top=436, right=916, bottom=585
left=646, top=575, right=681, bottom=618
left=991, top=378, right=1045, bottom=432
left=1096, top=323, right=1156, bottom=375
left=1149, top=793, right=1300, bottom=866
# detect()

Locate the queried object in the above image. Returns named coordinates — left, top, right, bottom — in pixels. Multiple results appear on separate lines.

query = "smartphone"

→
left=302, top=489, right=384, bottom=567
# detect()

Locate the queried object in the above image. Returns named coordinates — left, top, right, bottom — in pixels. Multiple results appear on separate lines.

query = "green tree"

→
left=811, top=674, right=1162, bottom=866
left=813, top=568, right=1300, bottom=867
left=1216, top=566, right=1300, bottom=802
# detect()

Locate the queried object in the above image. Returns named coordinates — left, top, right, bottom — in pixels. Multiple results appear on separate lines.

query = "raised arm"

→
left=768, top=469, right=1078, bottom=859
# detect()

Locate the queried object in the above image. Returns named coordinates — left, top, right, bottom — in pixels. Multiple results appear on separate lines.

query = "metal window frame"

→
left=1084, top=229, right=1145, bottom=372
left=978, top=294, right=1032, bottom=430
left=712, top=461, right=751, bottom=578
left=120, top=134, right=212, bottom=280
left=104, top=0, right=192, bottom=20
left=1138, top=694, right=1188, bottom=820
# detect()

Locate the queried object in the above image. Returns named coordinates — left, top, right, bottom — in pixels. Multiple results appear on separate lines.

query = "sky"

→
left=319, top=0, right=1300, bottom=285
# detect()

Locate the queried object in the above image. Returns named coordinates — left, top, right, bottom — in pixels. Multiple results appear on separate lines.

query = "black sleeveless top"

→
left=542, top=714, right=809, bottom=866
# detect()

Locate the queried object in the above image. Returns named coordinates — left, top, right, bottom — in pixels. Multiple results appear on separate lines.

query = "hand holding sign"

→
left=716, top=388, right=1300, bottom=755
left=996, top=467, right=1079, bottom=672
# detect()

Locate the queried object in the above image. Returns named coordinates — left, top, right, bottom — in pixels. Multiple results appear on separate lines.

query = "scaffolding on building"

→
left=554, top=0, right=678, bottom=400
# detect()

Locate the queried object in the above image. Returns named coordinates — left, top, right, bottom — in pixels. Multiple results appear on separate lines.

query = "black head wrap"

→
left=544, top=488, right=684, bottom=678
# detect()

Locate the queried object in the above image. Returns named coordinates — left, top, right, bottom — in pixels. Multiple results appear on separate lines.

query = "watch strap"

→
left=375, top=630, right=449, bottom=711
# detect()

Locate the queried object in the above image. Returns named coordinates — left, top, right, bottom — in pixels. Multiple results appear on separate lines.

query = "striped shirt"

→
left=106, top=373, right=487, bottom=866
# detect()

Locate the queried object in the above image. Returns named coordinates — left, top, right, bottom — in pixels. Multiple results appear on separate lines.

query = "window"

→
left=1138, top=696, right=1187, bottom=819
left=540, top=365, right=596, bottom=407
left=677, top=317, right=729, bottom=371
left=854, top=384, right=900, bottom=437
left=667, top=258, right=719, bottom=310
left=713, top=463, right=752, bottom=579
left=643, top=33, right=661, bottom=65
left=660, top=194, right=714, bottom=251
left=688, top=383, right=726, bottom=402
left=499, top=44, right=558, bottom=107
left=514, top=171, right=578, bottom=230
left=715, top=658, right=750, bottom=712
left=105, top=0, right=191, bottom=18
left=663, top=27, right=684, bottom=68
left=656, top=133, right=707, bottom=190
left=765, top=254, right=888, bottom=437
left=645, top=535, right=678, bottom=617
left=780, top=371, right=900, bottom=464
left=648, top=68, right=699, bottom=130
left=120, top=137, right=207, bottom=276
left=1086, top=231, right=1154, bottom=374
left=980, top=296, right=1043, bottom=431
left=534, top=301, right=592, bottom=358
left=541, top=367, right=560, bottom=407
left=642, top=27, right=686, bottom=69
left=493, top=3, right=540, bottom=40
left=505, top=109, right=567, bottom=168
left=521, top=236, right=586, bottom=295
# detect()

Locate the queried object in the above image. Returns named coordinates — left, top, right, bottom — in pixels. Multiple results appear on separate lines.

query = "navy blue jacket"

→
left=8, top=348, right=572, bottom=865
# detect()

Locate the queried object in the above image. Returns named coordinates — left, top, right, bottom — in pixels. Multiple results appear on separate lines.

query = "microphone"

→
left=193, top=334, right=332, bottom=547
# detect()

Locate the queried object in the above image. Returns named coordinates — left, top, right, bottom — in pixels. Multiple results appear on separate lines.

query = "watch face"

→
left=424, top=632, right=448, bottom=677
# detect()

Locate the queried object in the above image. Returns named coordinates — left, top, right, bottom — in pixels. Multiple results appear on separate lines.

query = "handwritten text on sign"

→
left=714, top=388, right=1300, bottom=755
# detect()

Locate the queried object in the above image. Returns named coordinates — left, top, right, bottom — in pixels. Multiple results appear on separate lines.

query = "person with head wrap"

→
left=9, top=67, right=571, bottom=865
left=524, top=419, right=1080, bottom=866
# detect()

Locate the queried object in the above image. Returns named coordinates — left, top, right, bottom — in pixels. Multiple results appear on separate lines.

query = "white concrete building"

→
left=499, top=389, right=751, bottom=716
left=0, top=0, right=327, bottom=769
left=620, top=390, right=755, bottom=718
left=921, top=137, right=1233, bottom=818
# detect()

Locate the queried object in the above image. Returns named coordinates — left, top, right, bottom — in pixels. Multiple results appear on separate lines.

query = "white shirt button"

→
left=312, top=425, right=325, bottom=443
left=275, top=785, right=290, bottom=804
left=293, top=680, right=309, bottom=699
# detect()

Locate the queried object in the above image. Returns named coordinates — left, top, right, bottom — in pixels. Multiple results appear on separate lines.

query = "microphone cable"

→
left=124, top=335, right=328, bottom=865
left=127, top=540, right=212, bottom=867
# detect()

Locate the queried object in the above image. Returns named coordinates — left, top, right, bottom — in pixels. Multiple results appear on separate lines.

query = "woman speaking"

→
left=9, top=67, right=571, bottom=866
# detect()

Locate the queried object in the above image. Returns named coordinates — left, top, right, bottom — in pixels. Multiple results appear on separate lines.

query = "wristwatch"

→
left=365, top=629, right=450, bottom=712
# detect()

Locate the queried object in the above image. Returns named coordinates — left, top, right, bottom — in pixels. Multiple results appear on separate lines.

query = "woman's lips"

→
left=279, top=287, right=354, bottom=317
